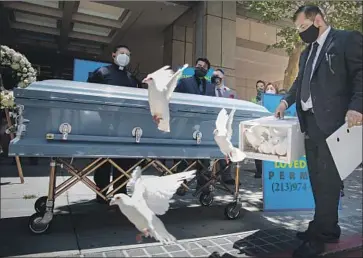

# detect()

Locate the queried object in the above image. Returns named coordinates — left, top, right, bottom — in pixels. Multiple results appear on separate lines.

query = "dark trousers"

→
left=255, top=160, right=262, bottom=176
left=303, top=111, right=341, bottom=241
left=94, top=158, right=138, bottom=199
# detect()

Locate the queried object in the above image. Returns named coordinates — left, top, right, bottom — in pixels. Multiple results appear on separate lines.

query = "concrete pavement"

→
left=0, top=158, right=362, bottom=257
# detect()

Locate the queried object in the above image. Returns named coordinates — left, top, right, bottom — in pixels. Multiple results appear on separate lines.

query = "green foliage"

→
left=238, top=1, right=363, bottom=55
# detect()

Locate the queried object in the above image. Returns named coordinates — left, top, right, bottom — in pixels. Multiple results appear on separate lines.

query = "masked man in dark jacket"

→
left=87, top=44, right=140, bottom=204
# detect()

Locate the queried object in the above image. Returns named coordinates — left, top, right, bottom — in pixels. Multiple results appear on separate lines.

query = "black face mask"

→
left=299, top=24, right=319, bottom=43
left=211, top=75, right=222, bottom=85
left=194, top=67, right=208, bottom=78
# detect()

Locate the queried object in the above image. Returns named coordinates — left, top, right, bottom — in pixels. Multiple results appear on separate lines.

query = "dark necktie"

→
left=217, top=88, right=222, bottom=97
left=301, top=42, right=319, bottom=102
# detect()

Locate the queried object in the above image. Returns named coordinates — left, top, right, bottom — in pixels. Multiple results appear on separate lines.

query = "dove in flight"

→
left=214, top=108, right=246, bottom=163
left=143, top=64, right=188, bottom=132
left=109, top=166, right=196, bottom=245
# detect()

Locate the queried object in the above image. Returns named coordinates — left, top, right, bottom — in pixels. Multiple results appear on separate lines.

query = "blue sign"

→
left=262, top=93, right=341, bottom=211
left=181, top=67, right=214, bottom=82
left=262, top=93, right=297, bottom=116
left=73, top=59, right=111, bottom=82
left=263, top=157, right=315, bottom=210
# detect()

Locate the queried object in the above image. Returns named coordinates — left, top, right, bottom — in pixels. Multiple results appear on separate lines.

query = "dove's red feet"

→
left=225, top=155, right=230, bottom=164
left=152, top=115, right=162, bottom=125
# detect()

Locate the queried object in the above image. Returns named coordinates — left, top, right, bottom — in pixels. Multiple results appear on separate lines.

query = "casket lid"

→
left=14, top=79, right=270, bottom=116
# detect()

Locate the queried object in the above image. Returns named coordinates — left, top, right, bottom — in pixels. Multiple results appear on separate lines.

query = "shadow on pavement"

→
left=0, top=200, right=283, bottom=257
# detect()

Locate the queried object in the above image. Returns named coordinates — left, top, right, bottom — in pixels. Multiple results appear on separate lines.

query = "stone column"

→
left=194, top=1, right=236, bottom=89
left=163, top=24, right=194, bottom=70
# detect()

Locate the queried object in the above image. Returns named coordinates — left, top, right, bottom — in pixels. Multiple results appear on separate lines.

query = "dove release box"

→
left=239, top=116, right=305, bottom=164
left=8, top=80, right=271, bottom=159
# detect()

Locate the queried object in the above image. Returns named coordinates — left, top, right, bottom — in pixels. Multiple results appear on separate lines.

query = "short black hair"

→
left=113, top=44, right=130, bottom=53
left=196, top=57, right=211, bottom=69
left=293, top=5, right=324, bottom=22
left=216, top=68, right=224, bottom=74
left=256, top=80, right=265, bottom=86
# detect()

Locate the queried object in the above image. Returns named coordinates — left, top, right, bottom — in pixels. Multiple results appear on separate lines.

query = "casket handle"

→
left=193, top=130, right=202, bottom=144
left=132, top=127, right=143, bottom=143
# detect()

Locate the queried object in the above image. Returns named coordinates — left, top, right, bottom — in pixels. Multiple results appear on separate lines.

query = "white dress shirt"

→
left=301, top=26, right=331, bottom=111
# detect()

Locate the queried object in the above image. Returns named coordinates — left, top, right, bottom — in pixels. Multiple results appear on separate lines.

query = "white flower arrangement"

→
left=0, top=89, right=15, bottom=110
left=0, top=45, right=37, bottom=89
left=0, top=45, right=37, bottom=110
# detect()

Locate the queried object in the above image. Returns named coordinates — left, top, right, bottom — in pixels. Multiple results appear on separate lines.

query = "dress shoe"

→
left=293, top=240, right=325, bottom=258
left=296, top=230, right=339, bottom=243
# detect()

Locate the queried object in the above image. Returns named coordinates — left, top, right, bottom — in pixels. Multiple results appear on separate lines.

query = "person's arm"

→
left=345, top=31, right=363, bottom=113
left=87, top=67, right=106, bottom=83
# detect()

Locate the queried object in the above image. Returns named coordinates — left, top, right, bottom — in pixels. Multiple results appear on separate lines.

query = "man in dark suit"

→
left=87, top=44, right=140, bottom=204
left=173, top=58, right=214, bottom=186
left=174, top=57, right=215, bottom=96
left=275, top=5, right=362, bottom=258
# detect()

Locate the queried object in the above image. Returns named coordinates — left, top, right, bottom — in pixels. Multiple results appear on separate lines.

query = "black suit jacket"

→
left=284, top=28, right=363, bottom=136
left=174, top=76, right=216, bottom=96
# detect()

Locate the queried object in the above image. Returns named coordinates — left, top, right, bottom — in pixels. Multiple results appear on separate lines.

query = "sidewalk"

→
left=1, top=158, right=362, bottom=257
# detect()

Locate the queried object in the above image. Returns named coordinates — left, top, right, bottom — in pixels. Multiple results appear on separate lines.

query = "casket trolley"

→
left=8, top=80, right=270, bottom=234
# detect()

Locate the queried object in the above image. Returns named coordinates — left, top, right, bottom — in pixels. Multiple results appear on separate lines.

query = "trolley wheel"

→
left=199, top=192, right=214, bottom=206
left=224, top=202, right=241, bottom=220
left=28, top=212, right=51, bottom=234
left=34, top=196, right=48, bottom=213
left=176, top=185, right=187, bottom=196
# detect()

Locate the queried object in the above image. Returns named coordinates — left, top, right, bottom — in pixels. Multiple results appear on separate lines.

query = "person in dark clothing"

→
left=173, top=58, right=218, bottom=187
left=251, top=80, right=266, bottom=179
left=174, top=58, right=215, bottom=96
left=87, top=45, right=140, bottom=204
left=275, top=5, right=362, bottom=258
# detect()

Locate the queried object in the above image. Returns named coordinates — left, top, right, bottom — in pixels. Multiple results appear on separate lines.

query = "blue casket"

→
left=9, top=80, right=270, bottom=159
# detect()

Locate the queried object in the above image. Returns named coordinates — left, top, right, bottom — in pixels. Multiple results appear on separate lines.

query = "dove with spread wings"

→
left=109, top=166, right=196, bottom=245
left=214, top=108, right=246, bottom=163
left=142, top=64, right=188, bottom=132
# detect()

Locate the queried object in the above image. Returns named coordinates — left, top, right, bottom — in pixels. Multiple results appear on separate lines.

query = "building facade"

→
left=0, top=1, right=291, bottom=100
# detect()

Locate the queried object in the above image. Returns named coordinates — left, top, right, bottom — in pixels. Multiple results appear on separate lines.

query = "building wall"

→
left=234, top=17, right=289, bottom=100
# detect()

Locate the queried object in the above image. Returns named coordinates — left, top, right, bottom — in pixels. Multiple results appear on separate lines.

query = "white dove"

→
left=214, top=108, right=246, bottom=163
left=258, top=140, right=275, bottom=154
left=109, top=166, right=196, bottom=244
left=244, top=125, right=270, bottom=150
left=143, top=64, right=188, bottom=132
left=274, top=137, right=288, bottom=156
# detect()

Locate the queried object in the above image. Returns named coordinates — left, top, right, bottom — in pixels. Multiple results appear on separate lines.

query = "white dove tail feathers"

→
left=149, top=216, right=177, bottom=244
left=230, top=148, right=247, bottom=162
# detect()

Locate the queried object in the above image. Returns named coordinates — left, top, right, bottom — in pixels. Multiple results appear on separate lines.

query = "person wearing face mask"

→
left=251, top=80, right=266, bottom=179
left=211, top=69, right=240, bottom=186
left=212, top=69, right=238, bottom=99
left=174, top=57, right=215, bottom=96
left=275, top=5, right=362, bottom=258
left=87, top=45, right=139, bottom=88
left=174, top=58, right=215, bottom=190
left=264, top=83, right=278, bottom=95
left=87, top=45, right=141, bottom=204
left=251, top=80, right=265, bottom=105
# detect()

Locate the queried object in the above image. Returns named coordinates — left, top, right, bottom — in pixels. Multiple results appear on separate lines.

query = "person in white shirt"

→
left=212, top=69, right=237, bottom=99
left=211, top=69, right=240, bottom=185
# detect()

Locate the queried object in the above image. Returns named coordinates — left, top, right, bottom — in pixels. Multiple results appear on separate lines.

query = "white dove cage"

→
left=239, top=116, right=305, bottom=164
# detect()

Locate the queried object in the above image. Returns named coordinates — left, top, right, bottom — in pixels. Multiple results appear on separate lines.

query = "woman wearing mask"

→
left=264, top=82, right=279, bottom=95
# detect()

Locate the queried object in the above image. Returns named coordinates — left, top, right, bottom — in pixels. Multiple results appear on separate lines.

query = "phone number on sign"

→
left=271, top=182, right=308, bottom=193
